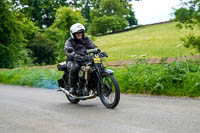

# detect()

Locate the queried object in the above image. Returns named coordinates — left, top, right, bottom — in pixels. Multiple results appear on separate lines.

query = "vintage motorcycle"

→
left=57, top=48, right=120, bottom=109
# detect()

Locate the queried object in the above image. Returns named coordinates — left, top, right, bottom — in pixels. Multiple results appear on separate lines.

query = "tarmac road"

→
left=0, top=84, right=200, bottom=133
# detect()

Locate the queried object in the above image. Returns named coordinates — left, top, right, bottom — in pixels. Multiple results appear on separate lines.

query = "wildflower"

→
left=141, top=54, right=147, bottom=57
left=176, top=43, right=182, bottom=47
left=131, top=55, right=137, bottom=58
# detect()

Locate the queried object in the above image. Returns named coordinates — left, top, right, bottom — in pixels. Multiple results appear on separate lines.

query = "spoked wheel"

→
left=66, top=94, right=80, bottom=104
left=99, top=74, right=120, bottom=109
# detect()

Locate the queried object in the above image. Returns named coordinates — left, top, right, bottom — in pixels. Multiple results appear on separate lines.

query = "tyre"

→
left=99, top=74, right=120, bottom=109
left=66, top=94, right=80, bottom=104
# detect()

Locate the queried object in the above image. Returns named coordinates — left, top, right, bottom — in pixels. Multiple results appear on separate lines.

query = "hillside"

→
left=95, top=22, right=200, bottom=61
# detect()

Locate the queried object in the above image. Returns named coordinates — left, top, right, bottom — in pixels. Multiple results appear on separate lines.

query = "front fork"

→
left=94, top=64, right=105, bottom=95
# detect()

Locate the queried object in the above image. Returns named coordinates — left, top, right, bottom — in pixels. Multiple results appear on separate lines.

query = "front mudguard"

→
left=102, top=69, right=114, bottom=76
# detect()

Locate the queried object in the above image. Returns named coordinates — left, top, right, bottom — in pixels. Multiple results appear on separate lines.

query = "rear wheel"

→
left=99, top=74, right=120, bottom=109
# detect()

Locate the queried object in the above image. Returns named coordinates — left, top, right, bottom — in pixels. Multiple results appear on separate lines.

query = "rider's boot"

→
left=68, top=74, right=76, bottom=95
left=63, top=71, right=69, bottom=90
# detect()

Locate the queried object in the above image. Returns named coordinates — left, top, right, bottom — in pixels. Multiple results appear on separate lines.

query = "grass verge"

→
left=0, top=68, right=63, bottom=89
left=0, top=60, right=200, bottom=97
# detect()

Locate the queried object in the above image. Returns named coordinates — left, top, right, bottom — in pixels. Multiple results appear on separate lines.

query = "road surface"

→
left=0, top=84, right=200, bottom=133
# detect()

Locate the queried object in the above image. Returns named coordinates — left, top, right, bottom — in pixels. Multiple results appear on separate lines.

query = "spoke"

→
left=106, top=77, right=112, bottom=88
left=102, top=76, right=116, bottom=105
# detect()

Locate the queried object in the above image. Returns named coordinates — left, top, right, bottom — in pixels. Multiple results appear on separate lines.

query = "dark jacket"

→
left=64, top=37, right=97, bottom=61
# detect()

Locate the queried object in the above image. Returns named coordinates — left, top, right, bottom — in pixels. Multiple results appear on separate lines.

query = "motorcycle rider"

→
left=64, top=23, right=97, bottom=94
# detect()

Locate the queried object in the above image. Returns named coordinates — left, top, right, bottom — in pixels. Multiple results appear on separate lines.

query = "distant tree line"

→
left=0, top=0, right=139, bottom=68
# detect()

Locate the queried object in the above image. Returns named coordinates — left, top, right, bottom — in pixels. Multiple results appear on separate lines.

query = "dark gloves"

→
left=74, top=54, right=83, bottom=61
left=74, top=54, right=90, bottom=61
left=99, top=52, right=108, bottom=57
left=67, top=47, right=74, bottom=53
left=96, top=49, right=108, bottom=57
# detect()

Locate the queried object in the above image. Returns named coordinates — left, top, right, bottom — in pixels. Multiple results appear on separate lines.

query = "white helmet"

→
left=70, top=23, right=85, bottom=39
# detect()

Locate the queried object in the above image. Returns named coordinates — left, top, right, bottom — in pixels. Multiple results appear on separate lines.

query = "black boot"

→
left=63, top=72, right=69, bottom=90
left=68, top=73, right=77, bottom=95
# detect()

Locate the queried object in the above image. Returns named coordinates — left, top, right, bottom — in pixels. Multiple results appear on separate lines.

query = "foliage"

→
left=0, top=0, right=38, bottom=68
left=88, top=0, right=136, bottom=35
left=115, top=60, right=200, bottom=96
left=126, top=10, right=138, bottom=26
left=12, top=0, right=70, bottom=28
left=28, top=34, right=57, bottom=65
left=174, top=0, right=200, bottom=28
left=46, top=6, right=85, bottom=62
left=181, top=34, right=200, bottom=53
left=51, top=7, right=85, bottom=33
left=174, top=0, right=200, bottom=54
left=11, top=0, right=137, bottom=28
left=174, top=7, right=193, bottom=29
left=88, top=15, right=128, bottom=35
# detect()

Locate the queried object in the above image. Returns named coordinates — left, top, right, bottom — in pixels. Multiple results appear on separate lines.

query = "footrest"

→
left=57, top=89, right=62, bottom=92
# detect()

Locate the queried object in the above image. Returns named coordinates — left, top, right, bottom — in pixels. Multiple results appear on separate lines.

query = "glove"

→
left=83, top=55, right=90, bottom=61
left=97, top=49, right=101, bottom=53
left=67, top=47, right=74, bottom=53
left=74, top=54, right=83, bottom=61
left=99, top=52, right=108, bottom=57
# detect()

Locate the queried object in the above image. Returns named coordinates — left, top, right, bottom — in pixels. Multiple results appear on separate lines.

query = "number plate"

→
left=94, top=57, right=102, bottom=63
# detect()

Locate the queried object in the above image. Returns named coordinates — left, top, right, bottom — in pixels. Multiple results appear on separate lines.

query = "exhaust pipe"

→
left=58, top=87, right=96, bottom=100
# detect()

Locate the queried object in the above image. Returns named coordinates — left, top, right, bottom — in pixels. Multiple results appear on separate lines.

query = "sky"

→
left=131, top=0, right=189, bottom=25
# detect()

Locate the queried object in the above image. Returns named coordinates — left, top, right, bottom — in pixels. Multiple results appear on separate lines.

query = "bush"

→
left=115, top=60, right=200, bottom=96
left=28, top=34, right=58, bottom=65
left=181, top=34, right=200, bottom=53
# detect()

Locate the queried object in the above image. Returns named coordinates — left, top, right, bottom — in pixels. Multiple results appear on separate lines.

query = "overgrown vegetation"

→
left=0, top=61, right=200, bottom=97
left=115, top=60, right=200, bottom=97
left=174, top=0, right=200, bottom=54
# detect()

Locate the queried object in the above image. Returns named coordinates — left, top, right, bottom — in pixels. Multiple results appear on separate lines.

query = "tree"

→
left=46, top=6, right=85, bottom=61
left=174, top=0, right=200, bottom=26
left=28, top=34, right=57, bottom=65
left=181, top=34, right=200, bottom=53
left=12, top=0, right=69, bottom=28
left=0, top=0, right=37, bottom=68
left=126, top=10, right=138, bottom=26
left=12, top=0, right=138, bottom=29
left=88, top=0, right=131, bottom=35
left=174, top=0, right=200, bottom=53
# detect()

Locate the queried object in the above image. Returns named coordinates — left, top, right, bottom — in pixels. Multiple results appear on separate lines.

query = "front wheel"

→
left=99, top=74, right=120, bottom=109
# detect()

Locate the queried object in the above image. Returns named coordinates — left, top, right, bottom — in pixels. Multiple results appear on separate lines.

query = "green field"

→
left=95, top=22, right=200, bottom=61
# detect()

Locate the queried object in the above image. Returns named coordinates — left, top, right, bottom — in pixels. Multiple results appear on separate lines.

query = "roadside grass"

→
left=0, top=60, right=200, bottom=97
left=95, top=22, right=200, bottom=61
left=0, top=68, right=63, bottom=89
